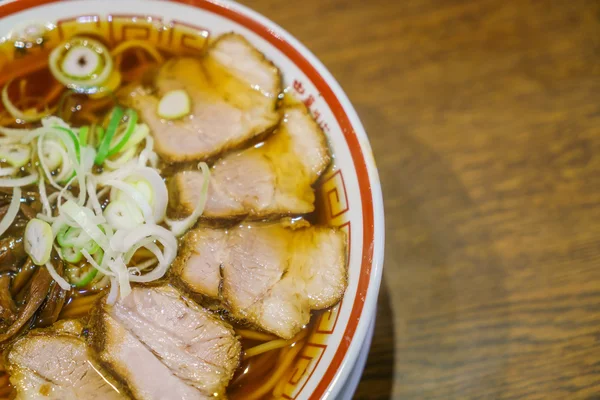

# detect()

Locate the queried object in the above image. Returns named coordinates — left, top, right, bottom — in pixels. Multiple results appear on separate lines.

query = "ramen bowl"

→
left=0, top=0, right=384, bottom=398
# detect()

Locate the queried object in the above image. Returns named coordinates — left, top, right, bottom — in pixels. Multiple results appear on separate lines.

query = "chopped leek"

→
left=107, top=109, right=137, bottom=157
left=104, top=199, right=144, bottom=230
left=157, top=89, right=191, bottom=120
left=0, top=188, right=20, bottom=237
left=49, top=37, right=113, bottom=93
left=0, top=144, right=30, bottom=167
left=66, top=263, right=98, bottom=288
left=24, top=219, right=53, bottom=266
left=61, top=246, right=83, bottom=263
left=78, top=126, right=89, bottom=147
left=95, top=106, right=124, bottom=165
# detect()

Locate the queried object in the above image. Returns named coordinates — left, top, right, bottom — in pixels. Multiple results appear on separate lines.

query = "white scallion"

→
left=0, top=144, right=31, bottom=167
left=0, top=187, right=21, bottom=237
left=45, top=262, right=71, bottom=291
left=24, top=218, right=53, bottom=265
left=157, top=89, right=191, bottom=120
left=0, top=172, right=38, bottom=187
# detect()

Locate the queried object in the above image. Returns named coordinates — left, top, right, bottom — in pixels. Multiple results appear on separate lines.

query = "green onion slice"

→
left=107, top=109, right=138, bottom=157
left=78, top=126, right=89, bottom=147
left=61, top=246, right=83, bottom=264
left=24, top=218, right=53, bottom=266
left=49, top=37, right=114, bottom=93
left=66, top=262, right=99, bottom=288
left=95, top=106, right=124, bottom=165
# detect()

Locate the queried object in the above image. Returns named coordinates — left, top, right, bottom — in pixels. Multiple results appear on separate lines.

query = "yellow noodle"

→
left=19, top=80, right=26, bottom=99
left=237, top=329, right=278, bottom=342
left=111, top=40, right=163, bottom=64
left=272, top=363, right=294, bottom=399
left=244, top=340, right=305, bottom=400
left=58, top=304, right=92, bottom=319
left=44, top=81, right=65, bottom=104
left=59, top=294, right=102, bottom=318
left=243, top=329, right=308, bottom=360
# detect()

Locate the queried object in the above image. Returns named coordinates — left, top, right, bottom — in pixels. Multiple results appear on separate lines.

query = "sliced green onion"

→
left=0, top=187, right=21, bottom=237
left=0, top=168, right=16, bottom=177
left=103, top=147, right=137, bottom=170
left=157, top=89, right=191, bottom=120
left=105, top=179, right=153, bottom=223
left=78, top=126, right=89, bottom=147
left=38, top=174, right=52, bottom=217
left=53, top=126, right=81, bottom=162
left=49, top=37, right=113, bottom=93
left=28, top=125, right=85, bottom=205
left=66, top=263, right=99, bottom=288
left=56, top=225, right=78, bottom=247
left=94, top=248, right=104, bottom=265
left=40, top=140, right=67, bottom=172
left=0, top=172, right=38, bottom=187
left=95, top=126, right=105, bottom=144
left=61, top=246, right=83, bottom=263
left=0, top=144, right=30, bottom=167
left=107, top=109, right=137, bottom=157
left=81, top=248, right=113, bottom=277
left=61, top=200, right=109, bottom=251
left=45, top=261, right=71, bottom=291
left=104, top=199, right=144, bottom=231
left=24, top=219, right=53, bottom=266
left=95, top=106, right=124, bottom=165
left=121, top=123, right=149, bottom=152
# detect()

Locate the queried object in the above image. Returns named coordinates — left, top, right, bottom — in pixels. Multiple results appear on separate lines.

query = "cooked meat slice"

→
left=172, top=222, right=347, bottom=339
left=6, top=326, right=124, bottom=399
left=90, top=285, right=241, bottom=400
left=170, top=104, right=330, bottom=220
left=130, top=33, right=281, bottom=163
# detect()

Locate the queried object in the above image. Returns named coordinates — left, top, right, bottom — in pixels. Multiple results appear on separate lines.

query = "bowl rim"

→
left=0, top=1, right=385, bottom=398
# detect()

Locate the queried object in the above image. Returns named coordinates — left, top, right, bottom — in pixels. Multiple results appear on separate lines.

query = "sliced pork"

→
left=169, top=104, right=331, bottom=220
left=172, top=222, right=347, bottom=339
left=130, top=33, right=281, bottom=163
left=89, top=285, right=241, bottom=400
left=6, top=320, right=125, bottom=400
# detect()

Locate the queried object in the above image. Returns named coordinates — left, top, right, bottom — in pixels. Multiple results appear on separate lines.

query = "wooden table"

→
left=246, top=0, right=600, bottom=398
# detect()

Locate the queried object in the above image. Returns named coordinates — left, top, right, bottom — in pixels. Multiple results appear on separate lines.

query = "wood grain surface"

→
left=244, top=0, right=600, bottom=398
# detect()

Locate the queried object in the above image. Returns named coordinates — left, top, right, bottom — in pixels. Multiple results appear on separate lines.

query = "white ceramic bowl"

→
left=0, top=1, right=385, bottom=398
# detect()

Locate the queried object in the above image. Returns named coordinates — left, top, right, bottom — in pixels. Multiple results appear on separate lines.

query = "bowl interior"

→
left=0, top=1, right=384, bottom=398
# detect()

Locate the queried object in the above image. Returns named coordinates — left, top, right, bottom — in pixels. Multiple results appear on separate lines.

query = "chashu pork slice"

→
left=6, top=320, right=125, bottom=400
left=169, top=104, right=330, bottom=220
left=89, top=285, right=241, bottom=400
left=130, top=33, right=281, bottom=163
left=172, top=222, right=347, bottom=339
